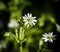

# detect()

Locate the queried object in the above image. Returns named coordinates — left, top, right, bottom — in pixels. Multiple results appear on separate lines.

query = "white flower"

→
left=0, top=44, right=6, bottom=49
left=42, top=32, right=56, bottom=43
left=23, top=13, right=37, bottom=26
left=0, top=41, right=7, bottom=49
left=8, top=19, right=19, bottom=28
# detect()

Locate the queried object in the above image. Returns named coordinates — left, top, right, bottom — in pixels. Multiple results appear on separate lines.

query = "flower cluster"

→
left=8, top=13, right=37, bottom=29
left=5, top=13, right=56, bottom=52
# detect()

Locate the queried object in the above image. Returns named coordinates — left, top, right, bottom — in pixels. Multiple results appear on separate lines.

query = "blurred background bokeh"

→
left=0, top=0, right=60, bottom=52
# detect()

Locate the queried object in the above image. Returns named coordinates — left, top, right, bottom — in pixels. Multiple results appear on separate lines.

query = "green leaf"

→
left=39, top=39, right=43, bottom=49
left=19, top=27, right=25, bottom=41
left=56, top=23, right=60, bottom=32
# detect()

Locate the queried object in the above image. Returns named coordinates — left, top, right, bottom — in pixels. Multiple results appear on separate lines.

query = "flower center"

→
left=27, top=18, right=31, bottom=22
left=47, top=35, right=52, bottom=40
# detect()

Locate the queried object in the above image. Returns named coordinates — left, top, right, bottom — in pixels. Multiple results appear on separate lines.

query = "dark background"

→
left=0, top=0, right=60, bottom=52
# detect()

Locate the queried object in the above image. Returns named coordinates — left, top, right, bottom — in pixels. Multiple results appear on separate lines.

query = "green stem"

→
left=37, top=47, right=41, bottom=52
left=19, top=42, right=23, bottom=52
left=14, top=41, right=17, bottom=52
left=38, top=39, right=44, bottom=52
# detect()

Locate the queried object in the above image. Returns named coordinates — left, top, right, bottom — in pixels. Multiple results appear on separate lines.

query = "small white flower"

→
left=23, top=13, right=37, bottom=26
left=0, top=42, right=7, bottom=49
left=42, top=32, right=56, bottom=43
left=8, top=19, right=19, bottom=28
left=0, top=44, right=6, bottom=49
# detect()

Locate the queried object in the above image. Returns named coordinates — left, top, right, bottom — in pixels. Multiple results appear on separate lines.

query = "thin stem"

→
left=37, top=48, right=41, bottom=52
left=19, top=42, right=23, bottom=52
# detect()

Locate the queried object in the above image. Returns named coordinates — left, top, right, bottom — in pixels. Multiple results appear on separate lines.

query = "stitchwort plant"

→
left=4, top=13, right=56, bottom=52
left=4, top=13, right=37, bottom=52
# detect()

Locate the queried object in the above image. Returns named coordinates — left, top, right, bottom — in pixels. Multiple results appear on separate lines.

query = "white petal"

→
left=48, top=32, right=53, bottom=36
left=25, top=22, right=28, bottom=25
left=29, top=22, right=33, bottom=26
left=24, top=14, right=27, bottom=17
left=50, top=32, right=53, bottom=36
left=23, top=16, right=28, bottom=20
left=31, top=17, right=36, bottom=19
left=50, top=39, right=53, bottom=42
left=42, top=37, right=45, bottom=39
left=52, top=35, right=56, bottom=37
left=53, top=38, right=56, bottom=40
left=42, top=34, right=46, bottom=37
left=29, top=14, right=32, bottom=17
left=44, top=39, right=48, bottom=42
left=45, top=33, right=48, bottom=35
left=27, top=13, right=30, bottom=17
left=32, top=22, right=36, bottom=25
left=23, top=16, right=26, bottom=19
left=32, top=20, right=37, bottom=22
left=42, top=33, right=48, bottom=38
left=42, top=37, right=47, bottom=39
left=23, top=16, right=25, bottom=18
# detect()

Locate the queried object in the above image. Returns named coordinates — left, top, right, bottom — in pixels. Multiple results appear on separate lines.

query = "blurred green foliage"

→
left=0, top=2, right=6, bottom=10
left=0, top=0, right=57, bottom=52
